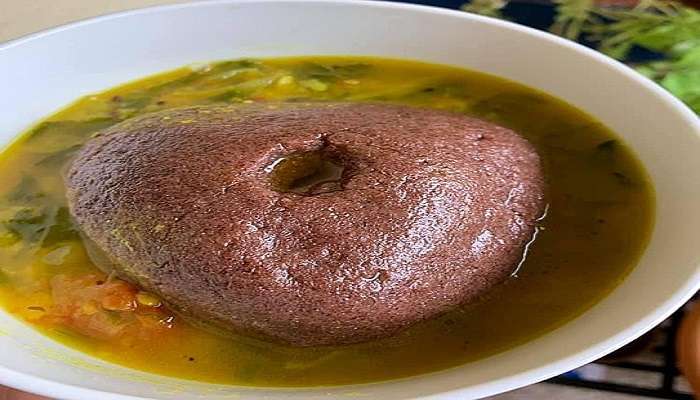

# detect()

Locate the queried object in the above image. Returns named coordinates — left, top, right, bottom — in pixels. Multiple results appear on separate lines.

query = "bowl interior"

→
left=0, top=1, right=699, bottom=399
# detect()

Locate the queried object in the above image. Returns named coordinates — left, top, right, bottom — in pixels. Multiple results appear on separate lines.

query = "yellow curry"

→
left=0, top=57, right=653, bottom=386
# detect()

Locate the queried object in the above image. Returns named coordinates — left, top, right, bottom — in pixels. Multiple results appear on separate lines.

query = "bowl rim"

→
left=1, top=1, right=699, bottom=399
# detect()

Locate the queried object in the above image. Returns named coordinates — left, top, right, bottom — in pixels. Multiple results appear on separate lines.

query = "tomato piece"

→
left=42, top=274, right=174, bottom=341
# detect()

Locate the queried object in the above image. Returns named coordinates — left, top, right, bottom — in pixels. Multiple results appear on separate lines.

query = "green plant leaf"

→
left=43, top=207, right=79, bottom=247
left=27, top=118, right=115, bottom=144
left=460, top=0, right=508, bottom=18
left=293, top=63, right=372, bottom=82
left=35, top=144, right=82, bottom=168
left=6, top=176, right=45, bottom=203
left=461, top=0, right=700, bottom=115
left=3, top=207, right=47, bottom=245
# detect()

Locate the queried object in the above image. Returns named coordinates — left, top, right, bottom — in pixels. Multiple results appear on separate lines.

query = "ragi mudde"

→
left=65, top=102, right=545, bottom=346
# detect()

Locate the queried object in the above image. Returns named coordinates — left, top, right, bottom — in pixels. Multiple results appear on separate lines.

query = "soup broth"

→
left=0, top=57, right=653, bottom=386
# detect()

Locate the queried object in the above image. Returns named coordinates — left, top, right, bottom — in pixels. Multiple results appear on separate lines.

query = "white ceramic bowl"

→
left=1, top=1, right=699, bottom=399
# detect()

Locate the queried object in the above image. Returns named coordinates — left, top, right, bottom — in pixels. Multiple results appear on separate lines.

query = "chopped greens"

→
left=3, top=207, right=47, bottom=245
left=43, top=207, right=79, bottom=247
left=27, top=118, right=115, bottom=144
left=35, top=144, right=82, bottom=167
left=206, top=59, right=261, bottom=74
left=6, top=176, right=45, bottom=202
left=228, top=76, right=279, bottom=92
left=146, top=73, right=202, bottom=93
left=292, top=62, right=372, bottom=82
left=2, top=178, right=78, bottom=248
left=207, top=89, right=244, bottom=103
left=111, top=60, right=266, bottom=110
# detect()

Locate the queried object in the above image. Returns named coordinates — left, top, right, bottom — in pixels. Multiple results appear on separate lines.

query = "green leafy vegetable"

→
left=208, top=59, right=260, bottom=71
left=228, top=76, right=279, bottom=92
left=6, top=176, right=45, bottom=202
left=43, top=207, right=79, bottom=247
left=112, top=60, right=264, bottom=113
left=293, top=63, right=372, bottom=82
left=145, top=73, right=202, bottom=94
left=206, top=59, right=262, bottom=76
left=207, top=89, right=244, bottom=103
left=3, top=207, right=47, bottom=245
left=27, top=118, right=115, bottom=144
left=35, top=144, right=82, bottom=167
left=0, top=204, right=79, bottom=249
left=113, top=94, right=152, bottom=109
left=153, top=60, right=262, bottom=91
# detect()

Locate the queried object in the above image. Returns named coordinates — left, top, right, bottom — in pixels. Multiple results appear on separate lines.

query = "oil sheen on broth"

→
left=0, top=57, right=654, bottom=386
